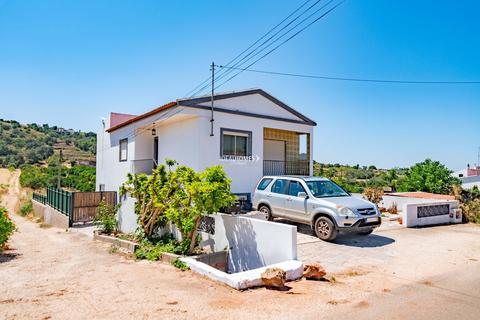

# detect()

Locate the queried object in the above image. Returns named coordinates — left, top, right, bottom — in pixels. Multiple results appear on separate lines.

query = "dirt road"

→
left=1, top=169, right=480, bottom=319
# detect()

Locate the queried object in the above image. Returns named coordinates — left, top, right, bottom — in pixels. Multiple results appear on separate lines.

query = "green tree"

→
left=399, top=159, right=460, bottom=194
left=164, top=165, right=235, bottom=253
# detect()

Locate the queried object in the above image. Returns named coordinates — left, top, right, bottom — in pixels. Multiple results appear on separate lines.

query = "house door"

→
left=264, top=139, right=286, bottom=175
left=153, top=137, right=158, bottom=168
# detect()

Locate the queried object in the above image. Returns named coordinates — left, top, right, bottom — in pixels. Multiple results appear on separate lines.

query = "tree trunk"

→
left=188, top=217, right=202, bottom=254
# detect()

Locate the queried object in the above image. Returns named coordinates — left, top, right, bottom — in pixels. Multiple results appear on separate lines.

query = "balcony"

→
left=263, top=160, right=309, bottom=176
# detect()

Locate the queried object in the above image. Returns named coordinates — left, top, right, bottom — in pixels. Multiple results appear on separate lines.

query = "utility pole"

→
left=210, top=62, right=215, bottom=136
left=57, top=149, right=62, bottom=189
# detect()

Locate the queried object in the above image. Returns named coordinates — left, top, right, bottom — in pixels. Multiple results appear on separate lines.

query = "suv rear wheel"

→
left=259, top=205, right=273, bottom=221
left=314, top=216, right=338, bottom=241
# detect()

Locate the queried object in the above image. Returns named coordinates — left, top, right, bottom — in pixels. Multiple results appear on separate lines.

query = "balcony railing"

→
left=131, top=159, right=157, bottom=175
left=263, top=160, right=310, bottom=176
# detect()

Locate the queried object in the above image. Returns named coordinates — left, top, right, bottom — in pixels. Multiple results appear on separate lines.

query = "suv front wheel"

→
left=314, top=216, right=338, bottom=241
left=259, top=205, right=273, bottom=221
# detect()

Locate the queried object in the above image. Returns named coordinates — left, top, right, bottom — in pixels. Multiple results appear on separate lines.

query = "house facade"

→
left=96, top=88, right=316, bottom=232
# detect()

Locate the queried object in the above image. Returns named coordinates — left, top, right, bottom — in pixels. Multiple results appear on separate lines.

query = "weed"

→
left=19, top=200, right=33, bottom=217
left=109, top=245, right=119, bottom=254
left=172, top=258, right=189, bottom=271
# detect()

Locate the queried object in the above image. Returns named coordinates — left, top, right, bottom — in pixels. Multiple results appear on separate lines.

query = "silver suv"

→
left=252, top=176, right=382, bottom=241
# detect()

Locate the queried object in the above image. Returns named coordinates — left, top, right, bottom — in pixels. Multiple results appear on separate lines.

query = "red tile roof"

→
left=110, top=112, right=137, bottom=128
left=106, top=102, right=177, bottom=132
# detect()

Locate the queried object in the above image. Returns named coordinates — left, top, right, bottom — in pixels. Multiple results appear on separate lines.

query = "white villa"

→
left=96, top=88, right=316, bottom=232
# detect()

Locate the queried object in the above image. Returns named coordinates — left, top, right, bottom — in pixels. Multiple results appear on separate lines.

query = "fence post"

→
left=69, top=192, right=74, bottom=227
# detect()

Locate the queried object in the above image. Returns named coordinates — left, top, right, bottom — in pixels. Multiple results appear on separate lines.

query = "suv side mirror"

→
left=297, top=192, right=308, bottom=199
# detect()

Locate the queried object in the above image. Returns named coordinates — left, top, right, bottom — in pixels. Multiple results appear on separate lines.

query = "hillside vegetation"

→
left=0, top=119, right=95, bottom=167
left=313, top=162, right=406, bottom=193
left=0, top=119, right=97, bottom=192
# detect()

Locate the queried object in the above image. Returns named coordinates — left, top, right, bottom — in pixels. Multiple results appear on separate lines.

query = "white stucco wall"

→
left=200, top=215, right=297, bottom=273
left=380, top=195, right=449, bottom=213
left=186, top=107, right=314, bottom=196
left=196, top=93, right=305, bottom=122
left=402, top=201, right=460, bottom=227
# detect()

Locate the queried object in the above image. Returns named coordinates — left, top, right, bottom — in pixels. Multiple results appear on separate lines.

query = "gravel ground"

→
left=1, top=169, right=480, bottom=320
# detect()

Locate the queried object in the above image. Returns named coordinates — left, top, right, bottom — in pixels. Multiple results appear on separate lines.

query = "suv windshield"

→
left=305, top=180, right=349, bottom=198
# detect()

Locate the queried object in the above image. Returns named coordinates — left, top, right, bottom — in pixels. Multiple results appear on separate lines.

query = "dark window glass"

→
left=236, top=136, right=247, bottom=156
left=306, top=180, right=349, bottom=198
left=288, top=181, right=306, bottom=197
left=257, top=178, right=273, bottom=190
left=223, top=135, right=235, bottom=156
left=221, top=130, right=251, bottom=157
left=271, top=179, right=288, bottom=194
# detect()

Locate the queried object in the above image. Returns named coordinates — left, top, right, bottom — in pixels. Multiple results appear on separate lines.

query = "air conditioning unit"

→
left=450, top=208, right=462, bottom=224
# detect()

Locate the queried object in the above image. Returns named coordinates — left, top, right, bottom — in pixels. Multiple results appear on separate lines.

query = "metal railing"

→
left=46, top=187, right=74, bottom=216
left=263, top=160, right=310, bottom=176
left=32, top=192, right=47, bottom=205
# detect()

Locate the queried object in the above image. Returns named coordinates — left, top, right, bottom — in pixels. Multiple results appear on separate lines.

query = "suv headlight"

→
left=337, top=206, right=357, bottom=218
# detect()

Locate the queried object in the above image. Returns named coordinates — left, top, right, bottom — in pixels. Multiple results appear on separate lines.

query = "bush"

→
left=172, top=258, right=189, bottom=271
left=363, top=187, right=384, bottom=205
left=19, top=200, right=33, bottom=217
left=93, top=201, right=119, bottom=235
left=0, top=207, right=15, bottom=249
left=121, top=161, right=235, bottom=254
left=134, top=234, right=190, bottom=261
left=462, top=199, right=480, bottom=224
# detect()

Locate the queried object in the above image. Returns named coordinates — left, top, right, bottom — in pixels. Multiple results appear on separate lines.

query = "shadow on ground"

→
left=0, top=252, right=21, bottom=263
left=331, top=234, right=395, bottom=248
left=275, top=218, right=395, bottom=248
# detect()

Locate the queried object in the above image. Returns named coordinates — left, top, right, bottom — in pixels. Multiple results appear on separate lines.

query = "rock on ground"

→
left=261, top=268, right=286, bottom=288
left=303, top=263, right=326, bottom=280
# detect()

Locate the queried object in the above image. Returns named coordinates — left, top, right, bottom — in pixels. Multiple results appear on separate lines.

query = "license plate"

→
left=366, top=217, right=378, bottom=223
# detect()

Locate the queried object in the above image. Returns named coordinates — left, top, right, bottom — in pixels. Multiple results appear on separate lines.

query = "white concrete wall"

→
left=402, top=201, right=460, bottom=227
left=380, top=195, right=448, bottom=212
left=189, top=107, right=314, bottom=195
left=201, top=215, right=297, bottom=273
left=196, top=93, right=305, bottom=122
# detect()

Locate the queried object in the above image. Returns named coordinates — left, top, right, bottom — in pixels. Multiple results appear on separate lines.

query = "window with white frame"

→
left=119, top=138, right=128, bottom=161
left=220, top=128, right=252, bottom=157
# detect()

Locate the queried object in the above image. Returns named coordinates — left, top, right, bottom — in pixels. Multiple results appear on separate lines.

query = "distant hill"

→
left=0, top=119, right=96, bottom=168
left=313, top=161, right=407, bottom=193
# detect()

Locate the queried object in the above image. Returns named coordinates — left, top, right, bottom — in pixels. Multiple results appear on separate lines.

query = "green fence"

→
left=32, top=192, right=47, bottom=205
left=46, top=187, right=74, bottom=217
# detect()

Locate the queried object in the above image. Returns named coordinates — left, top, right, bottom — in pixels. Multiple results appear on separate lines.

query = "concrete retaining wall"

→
left=200, top=214, right=297, bottom=273
left=403, top=201, right=460, bottom=227
left=381, top=195, right=446, bottom=212
left=32, top=200, right=69, bottom=229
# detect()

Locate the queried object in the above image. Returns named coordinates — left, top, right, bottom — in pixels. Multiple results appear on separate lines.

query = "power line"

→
left=190, top=0, right=328, bottom=96
left=191, top=0, right=340, bottom=97
left=184, top=0, right=325, bottom=98
left=215, top=65, right=480, bottom=84
left=214, top=1, right=344, bottom=91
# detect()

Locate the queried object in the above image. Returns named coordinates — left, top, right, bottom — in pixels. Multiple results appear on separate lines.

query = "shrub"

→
left=0, top=207, right=15, bottom=249
left=387, top=203, right=398, bottom=215
left=93, top=200, right=119, bottom=235
left=461, top=199, right=480, bottom=224
left=172, top=258, right=189, bottom=271
left=363, top=187, right=384, bottom=205
left=121, top=161, right=235, bottom=254
left=19, top=200, right=33, bottom=217
left=134, top=234, right=189, bottom=261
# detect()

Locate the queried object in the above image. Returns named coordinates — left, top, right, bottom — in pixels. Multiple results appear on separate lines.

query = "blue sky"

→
left=1, top=0, right=479, bottom=170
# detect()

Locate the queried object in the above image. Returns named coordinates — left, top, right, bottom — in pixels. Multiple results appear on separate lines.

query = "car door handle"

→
left=286, top=197, right=292, bottom=202
left=266, top=194, right=272, bottom=198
